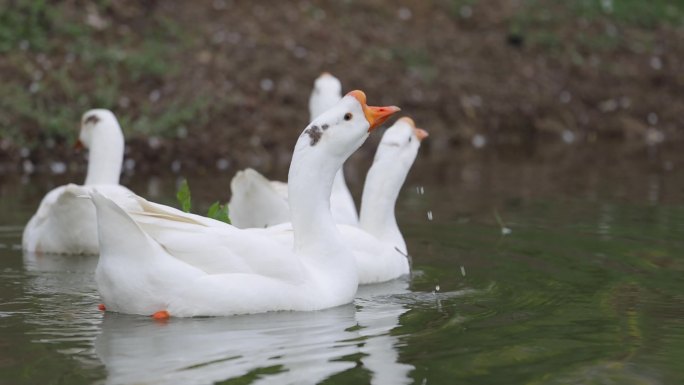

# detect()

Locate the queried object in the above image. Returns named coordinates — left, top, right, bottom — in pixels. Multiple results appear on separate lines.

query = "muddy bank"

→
left=1, top=1, right=682, bottom=175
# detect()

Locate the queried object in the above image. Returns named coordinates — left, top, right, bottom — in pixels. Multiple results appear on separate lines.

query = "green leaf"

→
left=176, top=179, right=192, bottom=213
left=207, top=201, right=231, bottom=224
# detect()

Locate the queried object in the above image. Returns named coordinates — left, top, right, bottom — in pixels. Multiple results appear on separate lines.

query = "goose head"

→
left=297, top=90, right=400, bottom=162
left=289, top=90, right=400, bottom=253
left=77, top=109, right=122, bottom=149
left=374, top=117, right=428, bottom=168
left=359, top=117, right=428, bottom=249
left=77, top=109, right=125, bottom=185
left=309, top=72, right=343, bottom=120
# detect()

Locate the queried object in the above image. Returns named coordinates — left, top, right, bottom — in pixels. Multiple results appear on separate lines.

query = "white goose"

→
left=22, top=110, right=139, bottom=255
left=262, top=117, right=427, bottom=284
left=229, top=72, right=358, bottom=228
left=89, top=91, right=400, bottom=317
left=358, top=117, right=428, bottom=255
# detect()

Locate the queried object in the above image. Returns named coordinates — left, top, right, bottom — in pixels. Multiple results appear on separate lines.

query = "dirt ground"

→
left=0, top=0, right=682, bottom=176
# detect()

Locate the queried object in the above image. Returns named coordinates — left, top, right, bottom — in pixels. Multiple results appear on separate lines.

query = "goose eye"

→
left=344, top=113, right=353, bottom=121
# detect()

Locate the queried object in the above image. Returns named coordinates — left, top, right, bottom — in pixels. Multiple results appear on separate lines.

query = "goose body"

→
left=22, top=110, right=138, bottom=255
left=229, top=73, right=358, bottom=228
left=91, top=91, right=400, bottom=317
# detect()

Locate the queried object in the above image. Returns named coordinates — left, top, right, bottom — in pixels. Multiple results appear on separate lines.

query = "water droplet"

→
left=293, top=46, right=308, bottom=59
left=398, top=7, right=412, bottom=20
left=312, top=8, right=326, bottom=21
left=559, top=90, right=572, bottom=104
left=49, top=162, right=67, bottom=175
left=599, top=99, right=618, bottom=112
left=216, top=158, right=230, bottom=171
left=471, top=134, right=486, bottom=148
left=149, top=90, right=161, bottom=103
left=176, top=126, right=188, bottom=139
left=118, top=96, right=130, bottom=108
left=171, top=160, right=182, bottom=173
left=227, top=32, right=241, bottom=44
left=123, top=158, right=136, bottom=172
left=147, top=137, right=162, bottom=149
left=22, top=159, right=34, bottom=174
left=260, top=78, right=274, bottom=92
left=619, top=96, right=631, bottom=109
left=645, top=128, right=664, bottom=146
left=212, top=0, right=227, bottom=10
left=147, top=177, right=161, bottom=198
left=427, top=210, right=433, bottom=221
left=561, top=130, right=575, bottom=144
left=601, top=0, right=613, bottom=13
left=29, top=82, right=40, bottom=94
left=460, top=5, right=473, bottom=18
left=650, top=56, right=663, bottom=70
left=212, top=30, right=226, bottom=44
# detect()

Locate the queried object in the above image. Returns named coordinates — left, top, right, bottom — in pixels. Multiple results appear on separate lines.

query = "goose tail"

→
left=228, top=168, right=290, bottom=228
left=89, top=190, right=157, bottom=258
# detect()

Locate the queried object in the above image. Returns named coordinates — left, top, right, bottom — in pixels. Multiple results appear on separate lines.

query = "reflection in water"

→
left=597, top=203, right=614, bottom=239
left=96, top=307, right=358, bottom=385
left=7, top=161, right=683, bottom=384
left=21, top=251, right=414, bottom=385
left=357, top=281, right=413, bottom=385
left=96, top=282, right=414, bottom=385
left=21, top=251, right=103, bottom=371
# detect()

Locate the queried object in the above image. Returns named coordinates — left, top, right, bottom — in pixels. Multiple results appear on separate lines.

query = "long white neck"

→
left=330, top=168, right=359, bottom=225
left=84, top=123, right=124, bottom=186
left=288, top=142, right=346, bottom=255
left=359, top=158, right=409, bottom=254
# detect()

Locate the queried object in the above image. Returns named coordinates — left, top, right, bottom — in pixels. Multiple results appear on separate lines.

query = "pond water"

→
left=1, top=146, right=683, bottom=384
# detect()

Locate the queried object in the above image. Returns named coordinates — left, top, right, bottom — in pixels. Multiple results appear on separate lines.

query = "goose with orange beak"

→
left=262, top=113, right=429, bottom=284
left=90, top=90, right=401, bottom=317
left=23, top=109, right=140, bottom=255
left=229, top=75, right=399, bottom=229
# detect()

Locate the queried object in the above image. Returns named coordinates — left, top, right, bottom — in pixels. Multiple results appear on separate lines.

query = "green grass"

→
left=571, top=0, right=684, bottom=28
left=508, top=0, right=683, bottom=53
left=0, top=0, right=198, bottom=146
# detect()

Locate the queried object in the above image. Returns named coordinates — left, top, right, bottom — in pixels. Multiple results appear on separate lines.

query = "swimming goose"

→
left=22, top=110, right=139, bottom=255
left=359, top=117, right=428, bottom=255
left=262, top=117, right=427, bottom=284
left=89, top=91, right=400, bottom=317
left=229, top=73, right=358, bottom=228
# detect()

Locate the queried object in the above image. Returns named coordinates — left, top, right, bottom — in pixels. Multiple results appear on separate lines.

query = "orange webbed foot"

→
left=152, top=310, right=170, bottom=320
left=98, top=304, right=106, bottom=311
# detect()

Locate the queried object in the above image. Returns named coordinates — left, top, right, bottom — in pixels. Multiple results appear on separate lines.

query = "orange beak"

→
left=414, top=128, right=429, bottom=142
left=347, top=90, right=401, bottom=132
left=398, top=117, right=429, bottom=141
left=74, top=139, right=84, bottom=150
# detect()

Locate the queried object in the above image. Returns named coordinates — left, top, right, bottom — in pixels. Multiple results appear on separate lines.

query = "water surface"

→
left=1, top=148, right=683, bottom=384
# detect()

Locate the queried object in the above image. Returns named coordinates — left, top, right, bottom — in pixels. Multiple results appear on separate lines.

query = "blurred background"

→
left=1, top=4, right=684, bottom=383
left=0, top=0, right=682, bottom=182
